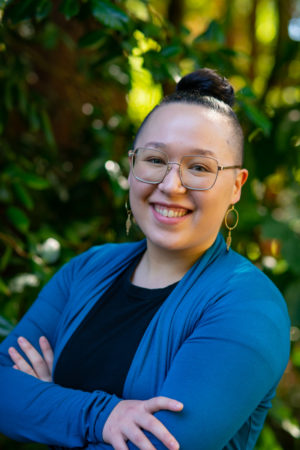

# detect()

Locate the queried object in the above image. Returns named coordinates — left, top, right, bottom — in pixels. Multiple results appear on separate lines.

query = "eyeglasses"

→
left=128, top=147, right=241, bottom=191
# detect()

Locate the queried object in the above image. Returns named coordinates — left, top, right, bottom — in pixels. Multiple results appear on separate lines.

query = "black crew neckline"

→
left=122, top=257, right=179, bottom=300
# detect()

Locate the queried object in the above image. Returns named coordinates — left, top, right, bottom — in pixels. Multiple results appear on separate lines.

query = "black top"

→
left=54, top=257, right=177, bottom=397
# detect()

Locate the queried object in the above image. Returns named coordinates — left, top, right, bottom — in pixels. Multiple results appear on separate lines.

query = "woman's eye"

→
left=147, top=158, right=166, bottom=165
left=191, top=164, right=209, bottom=172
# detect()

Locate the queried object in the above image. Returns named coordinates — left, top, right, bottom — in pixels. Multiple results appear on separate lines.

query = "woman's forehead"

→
left=140, top=141, right=218, bottom=158
left=136, top=103, right=233, bottom=159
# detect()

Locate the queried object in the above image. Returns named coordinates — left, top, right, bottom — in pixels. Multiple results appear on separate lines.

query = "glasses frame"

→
left=128, top=147, right=242, bottom=191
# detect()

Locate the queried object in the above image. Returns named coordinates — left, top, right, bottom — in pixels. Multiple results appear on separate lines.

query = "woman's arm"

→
left=2, top=250, right=181, bottom=449
left=0, top=253, right=123, bottom=447
left=126, top=287, right=290, bottom=449
left=8, top=336, right=182, bottom=450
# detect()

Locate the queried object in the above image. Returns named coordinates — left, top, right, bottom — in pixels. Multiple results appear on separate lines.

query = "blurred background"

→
left=0, top=0, right=299, bottom=448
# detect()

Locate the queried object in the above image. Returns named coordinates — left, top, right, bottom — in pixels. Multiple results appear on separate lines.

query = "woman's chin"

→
left=146, top=234, right=198, bottom=254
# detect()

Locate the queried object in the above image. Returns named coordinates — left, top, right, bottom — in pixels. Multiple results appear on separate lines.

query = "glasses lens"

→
left=133, top=148, right=168, bottom=183
left=181, top=156, right=218, bottom=190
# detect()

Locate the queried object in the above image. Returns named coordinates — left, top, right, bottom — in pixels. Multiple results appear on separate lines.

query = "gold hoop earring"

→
left=125, top=201, right=132, bottom=236
left=224, top=205, right=239, bottom=251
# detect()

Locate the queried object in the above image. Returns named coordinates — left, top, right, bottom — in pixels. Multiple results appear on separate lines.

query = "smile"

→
left=154, top=204, right=189, bottom=218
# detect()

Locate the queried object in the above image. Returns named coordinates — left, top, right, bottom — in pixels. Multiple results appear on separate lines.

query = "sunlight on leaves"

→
left=255, top=0, right=278, bottom=44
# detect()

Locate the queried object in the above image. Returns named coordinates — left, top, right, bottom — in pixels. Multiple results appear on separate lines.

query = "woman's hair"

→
left=133, top=68, right=244, bottom=164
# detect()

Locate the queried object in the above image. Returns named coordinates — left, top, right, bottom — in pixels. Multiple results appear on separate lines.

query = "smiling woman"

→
left=128, top=99, right=248, bottom=283
left=0, top=68, right=290, bottom=450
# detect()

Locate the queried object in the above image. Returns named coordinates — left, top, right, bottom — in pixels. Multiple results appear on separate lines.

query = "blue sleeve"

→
left=0, top=250, right=121, bottom=447
left=129, top=280, right=290, bottom=449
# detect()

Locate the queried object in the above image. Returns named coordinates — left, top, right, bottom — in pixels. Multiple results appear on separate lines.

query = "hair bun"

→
left=176, top=68, right=235, bottom=107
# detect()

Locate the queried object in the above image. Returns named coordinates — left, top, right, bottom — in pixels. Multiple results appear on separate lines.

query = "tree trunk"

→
left=167, top=0, right=185, bottom=29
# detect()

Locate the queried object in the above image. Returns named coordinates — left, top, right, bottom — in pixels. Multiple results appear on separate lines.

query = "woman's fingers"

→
left=138, top=413, right=180, bottom=450
left=125, top=424, right=156, bottom=450
left=8, top=347, right=37, bottom=377
left=144, top=396, right=183, bottom=414
left=10, top=337, right=52, bottom=381
left=109, top=436, right=129, bottom=450
left=39, top=336, right=54, bottom=374
left=139, top=397, right=183, bottom=449
left=103, top=397, right=183, bottom=450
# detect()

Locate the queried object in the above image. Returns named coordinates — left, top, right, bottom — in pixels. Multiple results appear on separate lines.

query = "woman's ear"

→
left=231, top=169, right=248, bottom=204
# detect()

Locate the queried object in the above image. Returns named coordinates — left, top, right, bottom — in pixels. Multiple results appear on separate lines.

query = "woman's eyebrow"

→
left=186, top=148, right=216, bottom=157
left=143, top=141, right=216, bottom=157
left=143, top=141, right=166, bottom=149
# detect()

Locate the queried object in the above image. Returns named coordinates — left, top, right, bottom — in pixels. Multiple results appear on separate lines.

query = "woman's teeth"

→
left=154, top=205, right=188, bottom=218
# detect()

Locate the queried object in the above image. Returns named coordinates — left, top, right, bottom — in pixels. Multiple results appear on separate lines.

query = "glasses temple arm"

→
left=218, top=165, right=242, bottom=170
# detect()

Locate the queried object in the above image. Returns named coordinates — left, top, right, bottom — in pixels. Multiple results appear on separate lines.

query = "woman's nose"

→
left=158, top=163, right=187, bottom=194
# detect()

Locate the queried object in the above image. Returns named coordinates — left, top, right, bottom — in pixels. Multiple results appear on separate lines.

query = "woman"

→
left=0, top=68, right=290, bottom=450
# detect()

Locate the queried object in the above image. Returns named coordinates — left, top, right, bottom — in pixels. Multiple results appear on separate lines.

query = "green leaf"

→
left=236, top=86, right=256, bottom=99
left=4, top=0, right=35, bottom=23
left=285, top=280, right=300, bottom=326
left=3, top=0, right=52, bottom=22
left=238, top=99, right=272, bottom=136
left=248, top=128, right=264, bottom=143
left=262, top=219, right=300, bottom=275
left=0, top=315, right=14, bottom=337
left=0, top=246, right=12, bottom=272
left=91, top=0, right=129, bottom=32
left=165, top=61, right=181, bottom=80
left=40, top=23, right=60, bottom=49
left=261, top=218, right=289, bottom=241
left=81, top=157, right=105, bottom=181
left=142, top=23, right=163, bottom=39
left=36, top=0, right=52, bottom=21
left=41, top=110, right=56, bottom=149
left=180, top=25, right=191, bottom=36
left=21, top=173, right=50, bottom=190
left=6, top=206, right=30, bottom=232
left=0, top=184, right=12, bottom=203
left=291, top=345, right=300, bottom=367
left=59, top=0, right=80, bottom=20
left=0, top=0, right=11, bottom=9
left=256, top=424, right=283, bottom=450
left=78, top=30, right=107, bottom=49
left=195, top=20, right=225, bottom=44
left=29, top=104, right=40, bottom=132
left=161, top=45, right=182, bottom=58
left=219, top=47, right=239, bottom=57
left=281, top=236, right=300, bottom=275
left=13, top=183, right=34, bottom=210
left=3, top=165, right=49, bottom=189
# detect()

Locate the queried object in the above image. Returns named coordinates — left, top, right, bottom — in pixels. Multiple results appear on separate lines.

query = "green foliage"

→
left=0, top=316, right=14, bottom=337
left=91, top=0, right=130, bottom=32
left=0, top=0, right=299, bottom=448
left=59, top=0, right=80, bottom=19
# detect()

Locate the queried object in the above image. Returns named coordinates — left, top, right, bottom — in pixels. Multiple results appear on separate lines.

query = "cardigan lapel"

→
left=122, top=234, right=227, bottom=399
left=52, top=240, right=147, bottom=374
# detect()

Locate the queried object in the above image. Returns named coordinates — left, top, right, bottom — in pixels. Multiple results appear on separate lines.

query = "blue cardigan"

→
left=0, top=234, right=290, bottom=449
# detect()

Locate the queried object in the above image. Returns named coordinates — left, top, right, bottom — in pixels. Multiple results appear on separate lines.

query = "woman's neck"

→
left=131, top=243, right=205, bottom=289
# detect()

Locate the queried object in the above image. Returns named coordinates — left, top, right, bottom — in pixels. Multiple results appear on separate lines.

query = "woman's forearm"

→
left=0, top=361, right=121, bottom=446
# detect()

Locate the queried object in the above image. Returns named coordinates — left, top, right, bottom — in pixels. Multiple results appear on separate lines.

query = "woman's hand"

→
left=102, top=397, right=183, bottom=450
left=8, top=338, right=182, bottom=449
left=8, top=338, right=183, bottom=449
left=8, top=336, right=53, bottom=382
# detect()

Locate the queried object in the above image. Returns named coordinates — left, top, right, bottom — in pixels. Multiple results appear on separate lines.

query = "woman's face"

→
left=128, top=103, right=248, bottom=257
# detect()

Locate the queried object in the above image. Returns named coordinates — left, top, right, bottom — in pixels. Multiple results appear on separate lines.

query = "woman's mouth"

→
left=150, top=203, right=191, bottom=224
left=154, top=204, right=189, bottom=218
